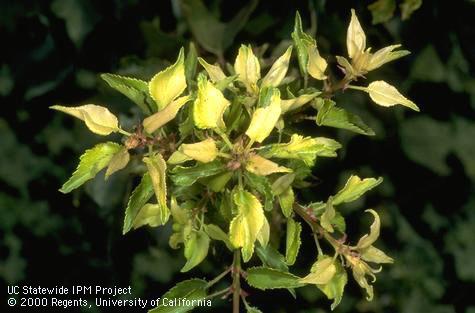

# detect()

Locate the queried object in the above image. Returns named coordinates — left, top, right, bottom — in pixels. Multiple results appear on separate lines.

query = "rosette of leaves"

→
left=51, top=9, right=418, bottom=313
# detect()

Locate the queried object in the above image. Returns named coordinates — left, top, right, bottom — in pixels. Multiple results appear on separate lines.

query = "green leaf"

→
left=279, top=187, right=294, bottom=218
left=255, top=244, right=289, bottom=272
left=204, top=224, right=232, bottom=250
left=180, top=0, right=257, bottom=55
left=243, top=172, right=274, bottom=211
left=271, top=173, right=295, bottom=196
left=123, top=173, right=155, bottom=234
left=205, top=171, right=233, bottom=192
left=170, top=160, right=225, bottom=187
left=245, top=305, right=263, bottom=313
left=314, top=98, right=375, bottom=136
left=400, top=0, right=422, bottom=20
left=291, top=11, right=316, bottom=77
left=60, top=142, right=121, bottom=193
left=148, top=279, right=207, bottom=313
left=368, top=0, right=396, bottom=24
left=182, top=230, right=210, bottom=272
left=185, top=42, right=198, bottom=86
left=143, top=153, right=169, bottom=225
left=101, top=73, right=151, bottom=114
left=259, top=134, right=341, bottom=166
left=246, top=267, right=304, bottom=290
left=229, top=189, right=265, bottom=262
left=332, top=175, right=383, bottom=205
left=285, top=218, right=301, bottom=265
left=132, top=203, right=170, bottom=230
left=149, top=48, right=186, bottom=110
left=316, top=260, right=348, bottom=310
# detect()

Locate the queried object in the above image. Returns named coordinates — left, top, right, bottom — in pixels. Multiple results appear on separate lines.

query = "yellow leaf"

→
left=246, top=154, right=291, bottom=176
left=143, top=153, right=169, bottom=225
left=143, top=95, right=191, bottom=133
left=229, top=189, right=264, bottom=262
left=149, top=48, right=186, bottom=110
left=234, top=45, right=261, bottom=94
left=335, top=56, right=358, bottom=77
left=281, top=92, right=319, bottom=113
left=366, top=45, right=410, bottom=71
left=193, top=76, right=230, bottom=129
left=133, top=203, right=169, bottom=229
left=50, top=104, right=119, bottom=135
left=261, top=46, right=293, bottom=88
left=366, top=81, right=419, bottom=111
left=307, top=44, right=328, bottom=80
left=179, top=138, right=218, bottom=163
left=246, top=89, right=281, bottom=143
left=347, top=9, right=366, bottom=59
left=105, top=147, right=130, bottom=179
left=198, top=58, right=226, bottom=82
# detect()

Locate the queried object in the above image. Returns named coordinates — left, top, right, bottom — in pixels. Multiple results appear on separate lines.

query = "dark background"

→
left=1, top=0, right=475, bottom=312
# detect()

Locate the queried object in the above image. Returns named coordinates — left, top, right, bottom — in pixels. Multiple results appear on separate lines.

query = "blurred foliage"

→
left=1, top=0, right=474, bottom=312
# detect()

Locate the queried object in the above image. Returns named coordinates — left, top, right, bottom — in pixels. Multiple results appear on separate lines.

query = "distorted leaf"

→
left=143, top=153, right=169, bottom=225
left=179, top=138, right=218, bottom=163
left=193, top=75, right=230, bottom=129
left=182, top=230, right=210, bottom=272
left=261, top=46, right=293, bottom=88
left=246, top=88, right=281, bottom=143
left=286, top=218, right=301, bottom=265
left=333, top=175, right=383, bottom=205
left=246, top=154, right=291, bottom=176
left=235, top=45, right=261, bottom=94
left=143, top=96, right=191, bottom=133
left=105, top=146, right=130, bottom=179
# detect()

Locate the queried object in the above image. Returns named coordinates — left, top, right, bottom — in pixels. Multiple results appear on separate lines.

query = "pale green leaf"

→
left=143, top=96, right=191, bottom=133
left=149, top=48, right=186, bottom=110
left=60, top=142, right=121, bottom=193
left=123, top=173, right=154, bottom=234
left=360, top=245, right=394, bottom=264
left=255, top=244, right=289, bottom=272
left=229, top=189, right=264, bottom=262
left=181, top=230, right=210, bottom=272
left=321, top=199, right=336, bottom=233
left=261, top=46, right=293, bottom=88
left=367, top=45, right=410, bottom=71
left=314, top=98, right=375, bottom=136
left=198, top=57, right=226, bottom=82
left=333, top=175, right=383, bottom=205
left=204, top=224, right=232, bottom=250
left=271, top=173, right=295, bottom=196
left=368, top=0, right=396, bottom=24
left=234, top=44, right=261, bottom=94
left=205, top=171, right=233, bottom=192
left=281, top=92, right=320, bottom=113
left=347, top=9, right=366, bottom=59
left=185, top=42, right=198, bottom=85
left=50, top=104, right=119, bottom=135
left=400, top=0, right=422, bottom=20
left=286, top=218, right=302, bottom=265
left=256, top=216, right=270, bottom=248
left=143, top=153, right=169, bottom=225
left=356, top=209, right=381, bottom=249
left=133, top=203, right=169, bottom=230
left=300, top=255, right=336, bottom=285
left=105, top=146, right=130, bottom=179
left=279, top=187, right=294, bottom=218
left=307, top=43, right=328, bottom=80
left=246, top=267, right=304, bottom=290
left=316, top=260, right=347, bottom=310
left=365, top=81, right=419, bottom=111
left=193, top=75, right=230, bottom=129
left=260, top=134, right=341, bottom=166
